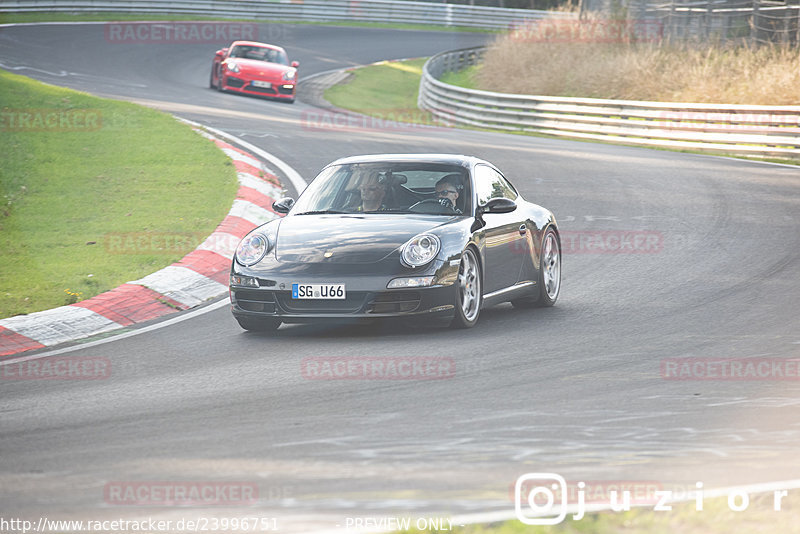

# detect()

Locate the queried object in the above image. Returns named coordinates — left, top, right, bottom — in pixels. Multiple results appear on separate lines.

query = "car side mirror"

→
left=479, top=197, right=517, bottom=214
left=216, top=48, right=228, bottom=58
left=291, top=61, right=299, bottom=68
left=272, top=197, right=295, bottom=214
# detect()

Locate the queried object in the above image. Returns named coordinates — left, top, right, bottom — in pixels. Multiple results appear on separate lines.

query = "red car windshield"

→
left=228, top=45, right=288, bottom=66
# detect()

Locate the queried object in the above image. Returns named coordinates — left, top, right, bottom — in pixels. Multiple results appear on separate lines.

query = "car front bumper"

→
left=230, top=283, right=457, bottom=323
left=221, top=75, right=295, bottom=99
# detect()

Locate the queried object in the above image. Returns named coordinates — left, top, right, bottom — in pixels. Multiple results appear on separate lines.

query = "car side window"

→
left=474, top=165, right=518, bottom=207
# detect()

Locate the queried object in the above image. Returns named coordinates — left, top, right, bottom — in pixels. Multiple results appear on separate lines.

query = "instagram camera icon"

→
left=514, top=472, right=568, bottom=525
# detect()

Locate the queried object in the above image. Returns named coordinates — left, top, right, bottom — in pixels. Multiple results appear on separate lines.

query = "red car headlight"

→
left=225, top=60, right=240, bottom=74
left=282, top=68, right=297, bottom=82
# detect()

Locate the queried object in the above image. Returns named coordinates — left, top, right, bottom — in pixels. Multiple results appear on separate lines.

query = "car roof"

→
left=325, top=154, right=489, bottom=168
left=229, top=41, right=285, bottom=52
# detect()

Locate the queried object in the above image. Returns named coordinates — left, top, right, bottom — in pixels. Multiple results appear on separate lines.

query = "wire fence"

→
left=580, top=0, right=800, bottom=45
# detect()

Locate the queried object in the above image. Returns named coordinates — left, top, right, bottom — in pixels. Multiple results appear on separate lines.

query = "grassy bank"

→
left=0, top=70, right=238, bottom=318
left=476, top=31, right=800, bottom=104
left=324, top=58, right=435, bottom=125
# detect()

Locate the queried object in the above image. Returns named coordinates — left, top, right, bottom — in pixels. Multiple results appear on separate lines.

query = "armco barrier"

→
left=418, top=46, right=800, bottom=159
left=0, top=0, right=573, bottom=30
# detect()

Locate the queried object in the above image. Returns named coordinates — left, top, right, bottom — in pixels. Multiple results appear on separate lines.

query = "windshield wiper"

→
left=294, top=210, right=348, bottom=215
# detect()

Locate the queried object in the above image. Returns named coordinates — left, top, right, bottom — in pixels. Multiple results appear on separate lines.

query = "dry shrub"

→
left=478, top=21, right=800, bottom=104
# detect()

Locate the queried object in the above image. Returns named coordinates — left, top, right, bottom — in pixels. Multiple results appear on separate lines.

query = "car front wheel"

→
left=450, top=247, right=482, bottom=329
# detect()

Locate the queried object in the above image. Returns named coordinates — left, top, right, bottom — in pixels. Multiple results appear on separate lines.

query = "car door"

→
left=473, top=164, right=526, bottom=294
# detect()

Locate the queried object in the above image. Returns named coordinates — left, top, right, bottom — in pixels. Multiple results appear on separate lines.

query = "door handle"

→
left=519, top=224, right=527, bottom=235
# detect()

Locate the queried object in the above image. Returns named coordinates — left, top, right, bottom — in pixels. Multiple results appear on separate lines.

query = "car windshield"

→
left=228, top=45, right=289, bottom=65
left=291, top=162, right=472, bottom=216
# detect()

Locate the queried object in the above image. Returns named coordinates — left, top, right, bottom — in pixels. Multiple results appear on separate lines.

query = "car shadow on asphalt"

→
left=239, top=303, right=560, bottom=340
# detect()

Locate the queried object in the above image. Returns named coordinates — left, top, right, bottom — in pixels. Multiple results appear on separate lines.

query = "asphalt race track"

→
left=1, top=21, right=800, bottom=532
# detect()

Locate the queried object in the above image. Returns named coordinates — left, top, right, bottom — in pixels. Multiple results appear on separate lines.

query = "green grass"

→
left=440, top=65, right=480, bottom=90
left=391, top=493, right=800, bottom=533
left=0, top=70, right=238, bottom=318
left=0, top=12, right=495, bottom=33
left=324, top=58, right=436, bottom=126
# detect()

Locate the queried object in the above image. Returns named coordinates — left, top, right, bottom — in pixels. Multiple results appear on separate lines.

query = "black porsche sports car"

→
left=229, top=154, right=561, bottom=331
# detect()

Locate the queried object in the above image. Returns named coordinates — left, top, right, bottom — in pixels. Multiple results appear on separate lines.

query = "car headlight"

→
left=235, top=232, right=270, bottom=266
left=400, top=234, right=440, bottom=268
left=225, top=60, right=240, bottom=73
left=282, top=68, right=297, bottom=82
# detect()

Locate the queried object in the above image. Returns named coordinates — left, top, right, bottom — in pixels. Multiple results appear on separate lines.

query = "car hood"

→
left=275, top=214, right=454, bottom=264
left=229, top=58, right=289, bottom=77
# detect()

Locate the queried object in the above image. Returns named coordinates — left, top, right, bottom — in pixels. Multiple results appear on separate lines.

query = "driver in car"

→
left=356, top=172, right=388, bottom=212
left=435, top=174, right=463, bottom=214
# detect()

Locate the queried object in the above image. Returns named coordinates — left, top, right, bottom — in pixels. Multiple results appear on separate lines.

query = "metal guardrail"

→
left=0, top=0, right=573, bottom=30
left=418, top=47, right=800, bottom=158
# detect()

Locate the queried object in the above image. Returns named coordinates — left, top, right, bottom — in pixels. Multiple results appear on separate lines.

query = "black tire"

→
left=512, top=226, right=561, bottom=309
left=216, top=68, right=224, bottom=92
left=236, top=316, right=281, bottom=332
left=209, top=68, right=215, bottom=89
left=450, top=247, right=482, bottom=329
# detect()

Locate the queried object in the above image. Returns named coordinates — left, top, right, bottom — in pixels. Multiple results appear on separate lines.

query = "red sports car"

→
left=210, top=41, right=299, bottom=103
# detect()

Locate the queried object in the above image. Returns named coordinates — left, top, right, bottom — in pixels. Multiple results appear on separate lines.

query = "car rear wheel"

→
left=209, top=68, right=215, bottom=89
left=450, top=247, right=482, bottom=329
left=236, top=316, right=281, bottom=332
left=512, top=227, right=561, bottom=308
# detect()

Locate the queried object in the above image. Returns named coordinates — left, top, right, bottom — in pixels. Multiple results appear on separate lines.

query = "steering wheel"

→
left=408, top=198, right=457, bottom=214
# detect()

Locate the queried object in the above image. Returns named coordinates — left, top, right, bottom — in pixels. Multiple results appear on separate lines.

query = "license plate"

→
left=251, top=80, right=272, bottom=88
left=292, top=283, right=345, bottom=299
